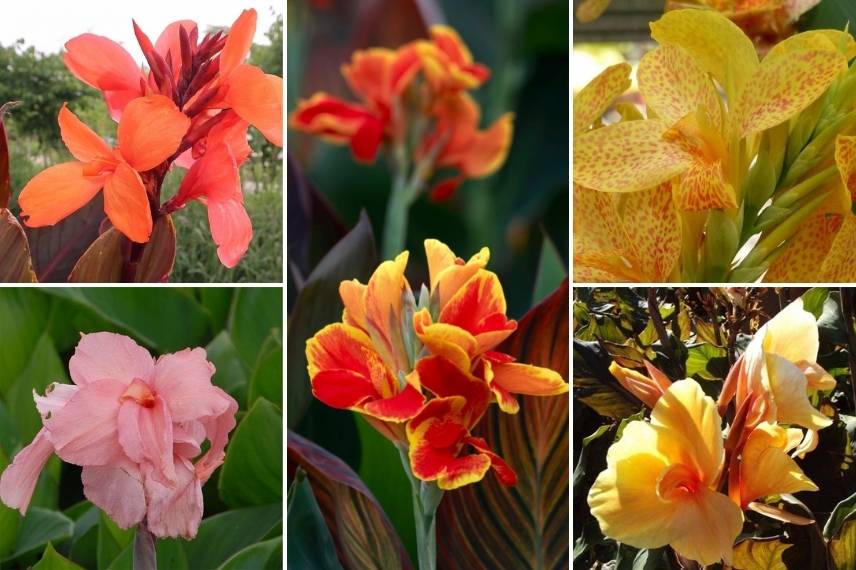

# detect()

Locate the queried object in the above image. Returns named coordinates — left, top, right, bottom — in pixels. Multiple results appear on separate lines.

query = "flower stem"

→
left=382, top=164, right=411, bottom=260
left=398, top=447, right=444, bottom=570
left=133, top=521, right=157, bottom=570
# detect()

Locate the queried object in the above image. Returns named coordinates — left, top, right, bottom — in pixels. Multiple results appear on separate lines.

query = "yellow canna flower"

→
left=588, top=379, right=743, bottom=566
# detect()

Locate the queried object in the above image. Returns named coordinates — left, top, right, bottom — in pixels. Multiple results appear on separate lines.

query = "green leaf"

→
left=248, top=331, right=283, bottom=407
left=0, top=210, right=37, bottom=282
left=230, top=287, right=283, bottom=369
left=287, top=472, right=343, bottom=570
left=206, top=331, right=249, bottom=407
left=218, top=537, right=282, bottom=570
left=825, top=490, right=856, bottom=539
left=437, top=280, right=570, bottom=569
left=685, top=343, right=729, bottom=381
left=33, top=542, right=83, bottom=570
left=573, top=339, right=640, bottom=419
left=7, top=334, right=67, bottom=442
left=803, top=0, right=856, bottom=35
left=199, top=288, right=234, bottom=332
left=183, top=503, right=282, bottom=570
left=219, top=398, right=283, bottom=507
left=801, top=287, right=830, bottom=320
left=0, top=446, right=20, bottom=559
left=287, top=431, right=408, bottom=569
left=67, top=503, right=99, bottom=570
left=96, top=511, right=133, bottom=569
left=41, top=288, right=211, bottom=353
left=6, top=507, right=73, bottom=561
left=0, top=289, right=50, bottom=395
left=155, top=539, right=187, bottom=570
left=732, top=536, right=791, bottom=569
left=532, top=231, right=566, bottom=306
left=831, top=519, right=856, bottom=570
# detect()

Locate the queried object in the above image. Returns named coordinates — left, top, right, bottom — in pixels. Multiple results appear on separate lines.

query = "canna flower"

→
left=289, top=26, right=512, bottom=200
left=413, top=240, right=568, bottom=413
left=574, top=9, right=848, bottom=212
left=19, top=97, right=189, bottom=243
left=0, top=332, right=237, bottom=539
left=305, top=239, right=567, bottom=488
left=765, top=135, right=856, bottom=281
left=588, top=379, right=743, bottom=566
left=608, top=360, right=672, bottom=408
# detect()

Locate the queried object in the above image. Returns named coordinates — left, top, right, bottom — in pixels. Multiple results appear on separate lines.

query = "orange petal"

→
left=439, top=269, right=516, bottom=354
left=491, top=362, right=568, bottom=397
left=424, top=239, right=490, bottom=310
left=339, top=279, right=368, bottom=331
left=609, top=361, right=666, bottom=408
left=835, top=135, right=856, bottom=201
left=18, top=162, right=104, bottom=227
left=64, top=33, right=142, bottom=92
left=220, top=9, right=257, bottom=78
left=289, top=93, right=384, bottom=161
left=429, top=26, right=490, bottom=87
left=225, top=65, right=283, bottom=147
left=573, top=62, right=631, bottom=134
left=364, top=251, right=411, bottom=373
left=306, top=322, right=374, bottom=379
left=618, top=183, right=683, bottom=277
left=103, top=161, right=152, bottom=243
left=342, top=48, right=397, bottom=110
left=463, top=435, right=517, bottom=486
left=674, top=160, right=737, bottom=211
left=207, top=198, right=251, bottom=268
left=415, top=355, right=490, bottom=427
left=118, top=95, right=190, bottom=172
left=154, top=20, right=197, bottom=61
left=573, top=184, right=638, bottom=282
left=413, top=310, right=477, bottom=376
left=818, top=214, right=856, bottom=282
left=58, top=104, right=112, bottom=163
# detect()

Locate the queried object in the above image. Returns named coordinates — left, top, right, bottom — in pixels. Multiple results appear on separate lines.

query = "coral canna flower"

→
left=588, top=379, right=743, bottom=566
left=407, top=356, right=516, bottom=490
left=608, top=360, right=672, bottom=408
left=0, top=333, right=237, bottom=539
left=18, top=96, right=190, bottom=243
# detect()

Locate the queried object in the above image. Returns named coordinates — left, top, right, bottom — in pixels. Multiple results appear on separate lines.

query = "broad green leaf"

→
left=219, top=398, right=283, bottom=507
left=206, top=331, right=249, bottom=407
left=686, top=343, right=729, bottom=380
left=826, top=490, right=856, bottom=539
left=831, top=519, right=856, bottom=570
left=0, top=289, right=50, bottom=395
left=0, top=210, right=37, bottom=282
left=230, top=287, right=283, bottom=369
left=355, top=415, right=415, bottom=560
left=287, top=472, right=343, bottom=570
left=67, top=503, right=99, bottom=570
left=199, top=288, right=235, bottom=332
left=96, top=511, right=133, bottom=569
left=33, top=542, right=83, bottom=570
left=156, top=539, right=187, bottom=570
left=7, top=333, right=67, bottom=442
left=218, top=537, right=282, bottom=570
left=0, top=446, right=20, bottom=559
left=732, top=537, right=790, bottom=569
left=183, top=503, right=282, bottom=570
left=573, top=339, right=639, bottom=419
left=802, top=287, right=830, bottom=320
left=438, top=280, right=570, bottom=569
left=532, top=231, right=566, bottom=306
left=248, top=331, right=283, bottom=407
left=287, top=431, right=408, bottom=569
left=6, top=507, right=73, bottom=561
left=41, top=288, right=211, bottom=353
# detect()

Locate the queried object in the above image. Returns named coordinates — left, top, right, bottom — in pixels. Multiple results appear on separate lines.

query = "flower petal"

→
left=765, top=354, right=832, bottom=430
left=117, top=395, right=175, bottom=484
left=118, top=95, right=190, bottom=171
left=364, top=252, right=411, bottom=373
left=194, top=387, right=238, bottom=484
left=144, top=456, right=203, bottom=539
left=225, top=65, right=283, bottom=147
left=463, top=436, right=517, bottom=486
left=81, top=463, right=146, bottom=529
left=220, top=9, right=257, bottom=78
left=64, top=33, right=142, bottom=92
left=69, top=332, right=155, bottom=387
left=18, top=162, right=104, bottom=227
left=154, top=20, right=198, bottom=64
left=573, top=62, right=631, bottom=134
left=207, top=197, right=252, bottom=268
left=342, top=48, right=397, bottom=110
left=674, top=159, right=737, bottom=211
left=103, top=160, right=153, bottom=243
left=574, top=119, right=690, bottom=193
left=153, top=348, right=225, bottom=422
left=491, top=362, right=568, bottom=396
left=311, top=369, right=377, bottom=409
left=438, top=269, right=516, bottom=354
left=58, top=104, right=113, bottom=162
left=34, top=383, right=79, bottom=417
left=0, top=429, right=54, bottom=515
left=761, top=298, right=819, bottom=365
left=415, top=355, right=490, bottom=427
left=45, top=378, right=126, bottom=465
left=339, top=280, right=368, bottom=331
left=413, top=309, right=475, bottom=372
left=361, top=384, right=426, bottom=422
left=616, top=183, right=682, bottom=279
left=425, top=239, right=489, bottom=311
left=818, top=214, right=856, bottom=282
left=667, top=485, right=743, bottom=566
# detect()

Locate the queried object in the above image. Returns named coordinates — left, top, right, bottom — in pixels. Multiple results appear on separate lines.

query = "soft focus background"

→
left=287, top=0, right=569, bottom=317
left=0, top=287, right=283, bottom=569
left=0, top=5, right=283, bottom=283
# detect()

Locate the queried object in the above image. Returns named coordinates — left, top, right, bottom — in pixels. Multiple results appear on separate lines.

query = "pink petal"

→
left=45, top=379, right=126, bottom=466
left=153, top=348, right=227, bottom=422
left=69, top=332, right=155, bottom=387
left=81, top=462, right=146, bottom=529
left=144, top=456, right=203, bottom=539
left=154, top=20, right=198, bottom=75
left=34, top=383, right=79, bottom=417
left=195, top=387, right=238, bottom=484
left=117, top=395, right=175, bottom=484
left=104, top=89, right=144, bottom=122
left=0, top=429, right=54, bottom=515
left=173, top=420, right=206, bottom=459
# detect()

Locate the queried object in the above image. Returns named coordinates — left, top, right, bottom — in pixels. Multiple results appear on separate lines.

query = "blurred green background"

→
left=287, top=0, right=569, bottom=317
left=0, top=287, right=283, bottom=569
left=0, top=14, right=283, bottom=283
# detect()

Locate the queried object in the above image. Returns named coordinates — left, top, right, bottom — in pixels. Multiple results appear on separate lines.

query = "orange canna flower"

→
left=289, top=25, right=512, bottom=200
left=608, top=360, right=672, bottom=408
left=19, top=97, right=189, bottom=243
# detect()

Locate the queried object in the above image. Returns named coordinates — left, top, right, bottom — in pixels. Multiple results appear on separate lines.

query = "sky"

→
left=0, top=0, right=282, bottom=58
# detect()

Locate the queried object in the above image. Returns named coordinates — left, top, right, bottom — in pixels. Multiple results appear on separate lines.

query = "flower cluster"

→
left=305, top=240, right=567, bottom=490
left=0, top=333, right=237, bottom=539
left=289, top=26, right=513, bottom=200
left=18, top=9, right=283, bottom=268
left=573, top=8, right=856, bottom=282
left=589, top=299, right=833, bottom=565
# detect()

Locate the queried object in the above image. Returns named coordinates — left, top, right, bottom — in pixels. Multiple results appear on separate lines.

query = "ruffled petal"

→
left=152, top=348, right=224, bottom=422
left=761, top=298, right=819, bottom=365
left=415, top=355, right=490, bottom=427
left=425, top=239, right=489, bottom=310
left=81, top=462, right=146, bottom=529
left=438, top=269, right=516, bottom=354
left=34, top=383, right=79, bottom=417
left=69, top=332, right=155, bottom=387
left=360, top=384, right=426, bottom=422
left=674, top=160, right=737, bottom=211
left=413, top=309, right=476, bottom=372
left=194, top=387, right=238, bottom=484
left=144, top=456, right=203, bottom=539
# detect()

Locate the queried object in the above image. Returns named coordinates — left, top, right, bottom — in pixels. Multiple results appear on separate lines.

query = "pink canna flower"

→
left=0, top=332, right=237, bottom=539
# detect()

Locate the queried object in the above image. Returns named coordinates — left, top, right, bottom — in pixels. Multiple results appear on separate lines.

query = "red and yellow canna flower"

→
left=23, top=8, right=284, bottom=269
left=19, top=97, right=188, bottom=243
left=289, top=26, right=513, bottom=200
left=305, top=239, right=568, bottom=489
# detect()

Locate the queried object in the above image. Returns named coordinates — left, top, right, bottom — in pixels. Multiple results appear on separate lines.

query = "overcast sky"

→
left=0, top=1, right=281, bottom=58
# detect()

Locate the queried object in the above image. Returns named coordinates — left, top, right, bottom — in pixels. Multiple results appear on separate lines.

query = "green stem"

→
left=399, top=447, right=444, bottom=570
left=382, top=166, right=411, bottom=260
